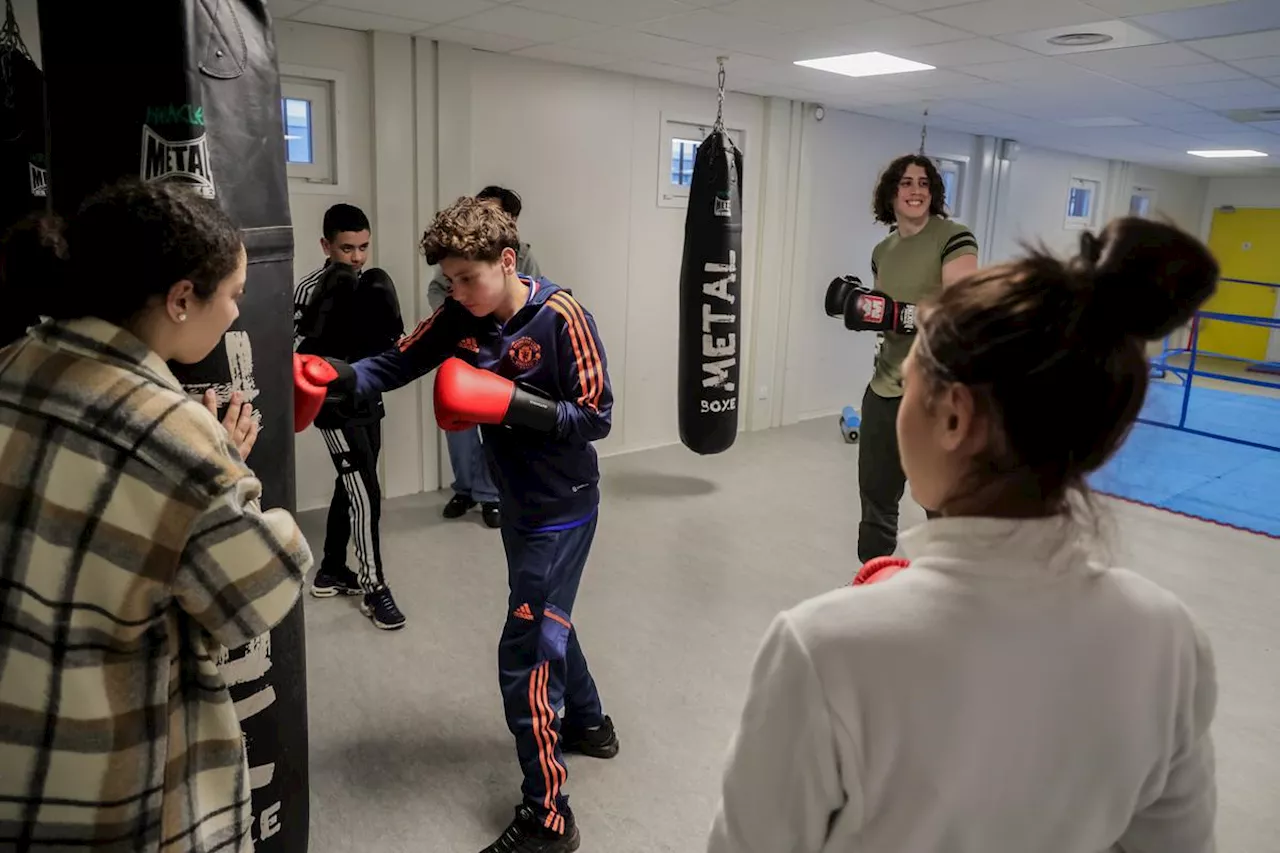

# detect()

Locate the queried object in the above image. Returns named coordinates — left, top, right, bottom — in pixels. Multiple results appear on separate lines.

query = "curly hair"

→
left=421, top=195, right=520, bottom=266
left=873, top=154, right=947, bottom=226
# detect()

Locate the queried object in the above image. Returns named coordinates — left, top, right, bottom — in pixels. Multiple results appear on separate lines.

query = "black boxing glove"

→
left=844, top=289, right=918, bottom=335
left=296, top=261, right=359, bottom=343
left=824, top=275, right=865, bottom=318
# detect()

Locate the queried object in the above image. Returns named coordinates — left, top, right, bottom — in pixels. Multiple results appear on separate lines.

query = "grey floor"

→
left=296, top=418, right=1279, bottom=852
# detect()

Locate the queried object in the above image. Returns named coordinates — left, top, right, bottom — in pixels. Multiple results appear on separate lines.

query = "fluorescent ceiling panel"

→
left=794, top=51, right=934, bottom=77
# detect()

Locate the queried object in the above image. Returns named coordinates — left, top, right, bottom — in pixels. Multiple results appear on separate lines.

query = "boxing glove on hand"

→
left=844, top=289, right=918, bottom=335
left=824, top=275, right=865, bottom=318
left=292, top=353, right=357, bottom=432
left=433, top=357, right=558, bottom=433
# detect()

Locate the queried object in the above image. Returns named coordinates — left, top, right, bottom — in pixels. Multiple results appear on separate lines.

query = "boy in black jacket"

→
left=293, top=203, right=406, bottom=630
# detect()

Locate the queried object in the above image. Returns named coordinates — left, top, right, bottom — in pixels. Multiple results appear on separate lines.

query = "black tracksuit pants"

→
left=857, top=385, right=938, bottom=563
left=319, top=422, right=386, bottom=591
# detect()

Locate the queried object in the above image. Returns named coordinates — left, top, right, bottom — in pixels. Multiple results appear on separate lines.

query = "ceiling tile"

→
left=726, top=14, right=967, bottom=60
left=912, top=80, right=1024, bottom=99
left=717, top=0, right=900, bottom=31
left=513, top=0, right=689, bottom=26
left=291, top=4, right=432, bottom=32
left=1085, top=0, right=1238, bottom=14
left=1232, top=56, right=1280, bottom=75
left=1092, top=60, right=1249, bottom=85
left=417, top=24, right=540, bottom=51
left=873, top=0, right=990, bottom=11
left=1060, top=42, right=1209, bottom=70
left=551, top=28, right=710, bottom=61
left=1134, top=0, right=1280, bottom=40
left=601, top=59, right=721, bottom=87
left=335, top=0, right=501, bottom=22
left=896, top=37, right=1040, bottom=66
left=960, top=56, right=1106, bottom=82
left=1142, top=109, right=1248, bottom=130
left=1249, top=119, right=1280, bottom=132
left=920, top=0, right=1107, bottom=36
left=1184, top=29, right=1280, bottom=60
left=886, top=68, right=991, bottom=88
left=1155, top=76, right=1279, bottom=98
left=448, top=5, right=607, bottom=41
left=637, top=9, right=795, bottom=50
left=510, top=43, right=618, bottom=66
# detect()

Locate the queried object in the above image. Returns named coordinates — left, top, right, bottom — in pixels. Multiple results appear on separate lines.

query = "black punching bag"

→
left=677, top=126, right=743, bottom=455
left=0, top=0, right=48, bottom=348
left=38, top=3, right=306, bottom=852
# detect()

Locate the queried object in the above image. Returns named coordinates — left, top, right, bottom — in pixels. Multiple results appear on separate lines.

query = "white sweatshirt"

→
left=707, top=515, right=1216, bottom=853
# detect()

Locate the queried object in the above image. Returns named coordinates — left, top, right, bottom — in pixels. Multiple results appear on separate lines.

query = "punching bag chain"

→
left=715, top=56, right=727, bottom=133
left=1, top=0, right=33, bottom=111
left=919, top=107, right=929, bottom=155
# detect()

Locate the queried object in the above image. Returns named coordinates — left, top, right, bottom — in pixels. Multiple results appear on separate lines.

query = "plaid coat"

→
left=0, top=318, right=312, bottom=852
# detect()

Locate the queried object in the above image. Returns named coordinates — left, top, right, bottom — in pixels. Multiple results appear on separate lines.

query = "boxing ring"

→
left=1091, top=276, right=1280, bottom=538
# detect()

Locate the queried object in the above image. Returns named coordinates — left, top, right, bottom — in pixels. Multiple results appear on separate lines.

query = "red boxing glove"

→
left=433, top=357, right=557, bottom=433
left=293, top=353, right=338, bottom=432
left=852, top=556, right=910, bottom=586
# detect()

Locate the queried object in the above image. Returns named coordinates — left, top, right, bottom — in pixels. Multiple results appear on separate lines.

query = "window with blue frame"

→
left=282, top=97, right=313, bottom=165
left=1065, top=177, right=1100, bottom=228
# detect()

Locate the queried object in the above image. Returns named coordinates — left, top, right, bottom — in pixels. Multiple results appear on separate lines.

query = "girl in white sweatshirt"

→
left=708, top=217, right=1220, bottom=853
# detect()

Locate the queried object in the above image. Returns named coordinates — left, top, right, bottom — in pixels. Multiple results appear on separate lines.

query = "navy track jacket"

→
left=351, top=277, right=612, bottom=530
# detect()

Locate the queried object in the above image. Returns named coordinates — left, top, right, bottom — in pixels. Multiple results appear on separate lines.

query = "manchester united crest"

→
left=509, top=336, right=542, bottom=371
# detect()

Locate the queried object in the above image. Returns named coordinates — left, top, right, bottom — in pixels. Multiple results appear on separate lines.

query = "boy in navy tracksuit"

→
left=313, top=196, right=617, bottom=853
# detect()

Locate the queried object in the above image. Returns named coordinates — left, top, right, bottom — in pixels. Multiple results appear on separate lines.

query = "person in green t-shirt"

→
left=857, top=154, right=979, bottom=561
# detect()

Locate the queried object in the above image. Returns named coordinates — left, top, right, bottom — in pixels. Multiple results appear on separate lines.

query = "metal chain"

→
left=715, top=56, right=727, bottom=132
left=919, top=108, right=929, bottom=155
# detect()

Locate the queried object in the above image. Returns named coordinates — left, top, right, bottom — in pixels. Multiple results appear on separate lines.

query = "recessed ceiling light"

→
left=1187, top=149, right=1268, bottom=158
left=794, top=52, right=934, bottom=78
left=1047, top=32, right=1114, bottom=46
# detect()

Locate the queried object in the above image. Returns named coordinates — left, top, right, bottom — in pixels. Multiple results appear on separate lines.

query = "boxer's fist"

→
left=852, top=556, right=910, bottom=586
left=824, top=275, right=865, bottom=318
left=293, top=353, right=354, bottom=432
left=844, top=289, right=917, bottom=335
left=433, top=357, right=557, bottom=433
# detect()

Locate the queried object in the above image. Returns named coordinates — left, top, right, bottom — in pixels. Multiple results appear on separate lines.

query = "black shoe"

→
left=482, top=502, right=502, bottom=529
left=561, top=714, right=619, bottom=759
left=311, top=566, right=361, bottom=598
left=360, top=587, right=406, bottom=630
left=479, top=805, right=579, bottom=853
left=443, top=493, right=476, bottom=519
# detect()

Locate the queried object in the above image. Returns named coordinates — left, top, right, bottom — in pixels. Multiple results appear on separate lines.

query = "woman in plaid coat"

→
left=0, top=179, right=312, bottom=852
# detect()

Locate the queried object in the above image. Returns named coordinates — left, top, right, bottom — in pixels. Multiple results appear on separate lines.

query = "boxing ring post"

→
left=1142, top=276, right=1280, bottom=454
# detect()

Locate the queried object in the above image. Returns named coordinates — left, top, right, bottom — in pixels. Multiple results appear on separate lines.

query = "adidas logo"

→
left=513, top=603, right=535, bottom=621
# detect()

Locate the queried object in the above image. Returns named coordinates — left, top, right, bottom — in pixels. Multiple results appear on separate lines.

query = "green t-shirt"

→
left=868, top=216, right=978, bottom=398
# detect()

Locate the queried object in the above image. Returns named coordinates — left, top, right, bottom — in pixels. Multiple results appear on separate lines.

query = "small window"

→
left=1065, top=177, right=1100, bottom=229
left=671, top=138, right=700, bottom=187
left=1129, top=187, right=1156, bottom=218
left=282, top=97, right=313, bottom=164
left=280, top=75, right=334, bottom=185
left=659, top=114, right=745, bottom=208
left=931, top=156, right=965, bottom=217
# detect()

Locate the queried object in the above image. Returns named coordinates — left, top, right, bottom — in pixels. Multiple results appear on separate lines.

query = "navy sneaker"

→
left=479, top=805, right=579, bottom=853
left=361, top=587, right=406, bottom=630
left=561, top=715, right=619, bottom=759
left=311, top=566, right=361, bottom=598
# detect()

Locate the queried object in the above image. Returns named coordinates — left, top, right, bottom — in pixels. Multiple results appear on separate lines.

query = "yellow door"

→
left=1201, top=208, right=1280, bottom=362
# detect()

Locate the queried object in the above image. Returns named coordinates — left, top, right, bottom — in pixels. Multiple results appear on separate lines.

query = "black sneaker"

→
left=482, top=502, right=502, bottom=529
left=479, top=805, right=579, bottom=853
left=360, top=587, right=406, bottom=630
left=443, top=493, right=476, bottom=519
left=561, top=715, right=619, bottom=759
left=311, top=566, right=361, bottom=598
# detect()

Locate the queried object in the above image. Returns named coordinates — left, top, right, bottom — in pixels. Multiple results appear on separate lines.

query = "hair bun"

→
left=1086, top=217, right=1219, bottom=342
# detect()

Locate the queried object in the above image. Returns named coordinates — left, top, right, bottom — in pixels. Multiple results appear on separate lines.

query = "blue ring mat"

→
left=1089, top=382, right=1280, bottom=539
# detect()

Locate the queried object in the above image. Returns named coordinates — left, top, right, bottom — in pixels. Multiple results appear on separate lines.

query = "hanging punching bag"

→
left=38, top=3, right=306, bottom=852
left=0, top=0, right=48, bottom=348
left=677, top=113, right=744, bottom=455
